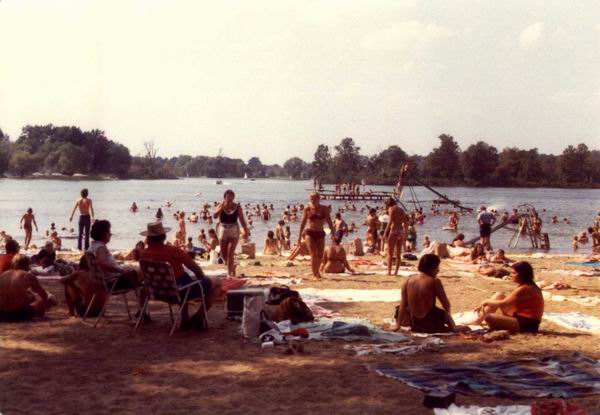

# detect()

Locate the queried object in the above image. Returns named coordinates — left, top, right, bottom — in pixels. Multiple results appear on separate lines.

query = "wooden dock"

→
left=313, top=189, right=397, bottom=202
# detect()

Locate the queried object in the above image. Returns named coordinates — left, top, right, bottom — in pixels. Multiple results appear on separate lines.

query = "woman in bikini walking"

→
left=213, top=190, right=250, bottom=277
left=297, top=192, right=334, bottom=280
left=383, top=197, right=409, bottom=276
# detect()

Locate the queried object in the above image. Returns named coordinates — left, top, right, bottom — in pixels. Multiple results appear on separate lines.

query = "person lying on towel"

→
left=472, top=261, right=544, bottom=333
left=393, top=254, right=457, bottom=333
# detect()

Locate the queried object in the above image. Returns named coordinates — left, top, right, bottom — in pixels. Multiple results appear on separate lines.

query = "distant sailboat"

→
left=244, top=172, right=248, bottom=180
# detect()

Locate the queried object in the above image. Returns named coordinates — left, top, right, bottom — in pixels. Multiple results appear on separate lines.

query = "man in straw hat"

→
left=141, top=222, right=221, bottom=331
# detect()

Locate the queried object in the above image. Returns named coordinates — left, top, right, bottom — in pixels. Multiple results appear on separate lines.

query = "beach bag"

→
left=209, top=250, right=220, bottom=264
left=241, top=295, right=265, bottom=338
left=265, top=285, right=299, bottom=306
left=273, top=297, right=314, bottom=325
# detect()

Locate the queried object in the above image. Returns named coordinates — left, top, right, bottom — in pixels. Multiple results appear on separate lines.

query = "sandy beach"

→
left=1, top=251, right=599, bottom=415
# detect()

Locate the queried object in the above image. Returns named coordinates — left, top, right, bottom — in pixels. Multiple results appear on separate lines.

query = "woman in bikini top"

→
left=298, top=192, right=335, bottom=280
left=320, top=236, right=354, bottom=274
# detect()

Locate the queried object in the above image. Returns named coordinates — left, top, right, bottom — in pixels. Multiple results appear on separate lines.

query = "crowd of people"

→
left=1, top=186, right=599, bottom=337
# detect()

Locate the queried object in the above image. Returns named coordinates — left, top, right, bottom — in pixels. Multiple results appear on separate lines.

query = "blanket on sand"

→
left=543, top=312, right=600, bottom=334
left=298, top=288, right=401, bottom=303
left=368, top=353, right=600, bottom=399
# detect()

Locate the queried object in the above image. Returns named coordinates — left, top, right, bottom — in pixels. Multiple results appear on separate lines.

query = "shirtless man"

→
left=69, top=188, right=95, bottom=251
left=394, top=254, right=457, bottom=333
left=366, top=208, right=380, bottom=252
left=20, top=208, right=38, bottom=250
left=0, top=255, right=48, bottom=321
left=383, top=198, right=409, bottom=276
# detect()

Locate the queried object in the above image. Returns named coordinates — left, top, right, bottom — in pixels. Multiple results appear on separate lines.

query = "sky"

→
left=1, top=0, right=599, bottom=164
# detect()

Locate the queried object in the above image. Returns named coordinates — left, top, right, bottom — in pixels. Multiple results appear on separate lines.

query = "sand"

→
left=1, top=253, right=599, bottom=415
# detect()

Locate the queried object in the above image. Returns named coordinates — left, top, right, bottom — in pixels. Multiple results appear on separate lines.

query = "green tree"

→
left=332, top=137, right=361, bottom=181
left=561, top=143, right=589, bottom=183
left=56, top=143, right=90, bottom=175
left=312, top=144, right=331, bottom=180
left=283, top=157, right=308, bottom=179
left=0, top=129, right=11, bottom=175
left=9, top=150, right=38, bottom=177
left=425, top=134, right=462, bottom=183
left=247, top=157, right=263, bottom=177
left=369, top=145, right=408, bottom=182
left=461, top=141, right=498, bottom=185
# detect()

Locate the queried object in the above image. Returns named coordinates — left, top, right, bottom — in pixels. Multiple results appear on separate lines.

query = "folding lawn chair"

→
left=83, top=251, right=138, bottom=327
left=135, top=259, right=209, bottom=336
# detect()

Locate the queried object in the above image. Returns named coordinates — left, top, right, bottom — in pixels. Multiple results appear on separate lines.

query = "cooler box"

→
left=226, top=288, right=265, bottom=318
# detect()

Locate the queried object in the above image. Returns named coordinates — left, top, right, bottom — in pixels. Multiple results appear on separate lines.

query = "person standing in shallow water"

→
left=69, top=188, right=95, bottom=251
left=20, top=208, right=38, bottom=250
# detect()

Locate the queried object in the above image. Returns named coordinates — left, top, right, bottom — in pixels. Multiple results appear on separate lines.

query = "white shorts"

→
left=218, top=223, right=240, bottom=240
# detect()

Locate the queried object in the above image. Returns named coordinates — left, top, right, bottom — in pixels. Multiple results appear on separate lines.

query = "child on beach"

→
left=572, top=236, right=579, bottom=252
left=20, top=208, right=38, bottom=250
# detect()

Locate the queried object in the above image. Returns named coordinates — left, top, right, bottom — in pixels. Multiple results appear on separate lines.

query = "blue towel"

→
left=369, top=353, right=600, bottom=399
left=563, top=261, right=600, bottom=268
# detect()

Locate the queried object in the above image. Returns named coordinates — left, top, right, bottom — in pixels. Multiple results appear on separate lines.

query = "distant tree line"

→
left=0, top=125, right=598, bottom=187
left=311, top=135, right=600, bottom=188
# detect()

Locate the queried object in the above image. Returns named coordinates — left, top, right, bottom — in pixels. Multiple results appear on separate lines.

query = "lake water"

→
left=1, top=178, right=598, bottom=253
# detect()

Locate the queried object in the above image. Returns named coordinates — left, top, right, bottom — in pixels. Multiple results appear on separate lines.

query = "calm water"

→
left=1, top=178, right=598, bottom=253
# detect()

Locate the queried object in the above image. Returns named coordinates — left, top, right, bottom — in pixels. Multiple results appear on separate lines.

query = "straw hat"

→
left=140, top=221, right=171, bottom=237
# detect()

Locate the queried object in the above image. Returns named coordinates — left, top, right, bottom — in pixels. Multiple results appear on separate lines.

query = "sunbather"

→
left=0, top=255, right=48, bottom=321
left=320, top=236, right=354, bottom=274
left=394, top=254, right=457, bottom=333
left=473, top=261, right=544, bottom=333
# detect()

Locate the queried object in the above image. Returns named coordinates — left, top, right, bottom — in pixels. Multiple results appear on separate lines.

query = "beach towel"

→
left=543, top=312, right=600, bottom=334
left=434, top=404, right=531, bottom=415
left=564, top=261, right=600, bottom=268
left=272, top=317, right=410, bottom=343
left=298, top=288, right=401, bottom=303
left=542, top=291, right=600, bottom=307
left=369, top=353, right=600, bottom=399
left=344, top=337, right=443, bottom=357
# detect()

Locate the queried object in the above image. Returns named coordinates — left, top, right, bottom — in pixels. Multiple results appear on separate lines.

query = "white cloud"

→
left=361, top=20, right=457, bottom=52
left=519, top=22, right=545, bottom=49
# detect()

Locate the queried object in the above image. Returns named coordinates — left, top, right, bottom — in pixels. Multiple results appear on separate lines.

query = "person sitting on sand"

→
left=263, top=231, right=281, bottom=256
left=451, top=233, right=466, bottom=248
left=490, top=249, right=513, bottom=264
left=31, top=241, right=56, bottom=268
left=0, top=255, right=50, bottom=321
left=349, top=237, right=364, bottom=256
left=50, top=232, right=62, bottom=250
left=141, top=222, right=221, bottom=331
left=288, top=240, right=310, bottom=260
left=472, top=261, right=544, bottom=333
left=394, top=254, right=457, bottom=333
left=457, top=243, right=486, bottom=264
left=20, top=207, right=38, bottom=250
left=422, top=235, right=431, bottom=249
left=60, top=256, right=105, bottom=317
left=320, top=236, right=354, bottom=274
left=115, top=241, right=146, bottom=261
left=0, top=239, right=20, bottom=274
